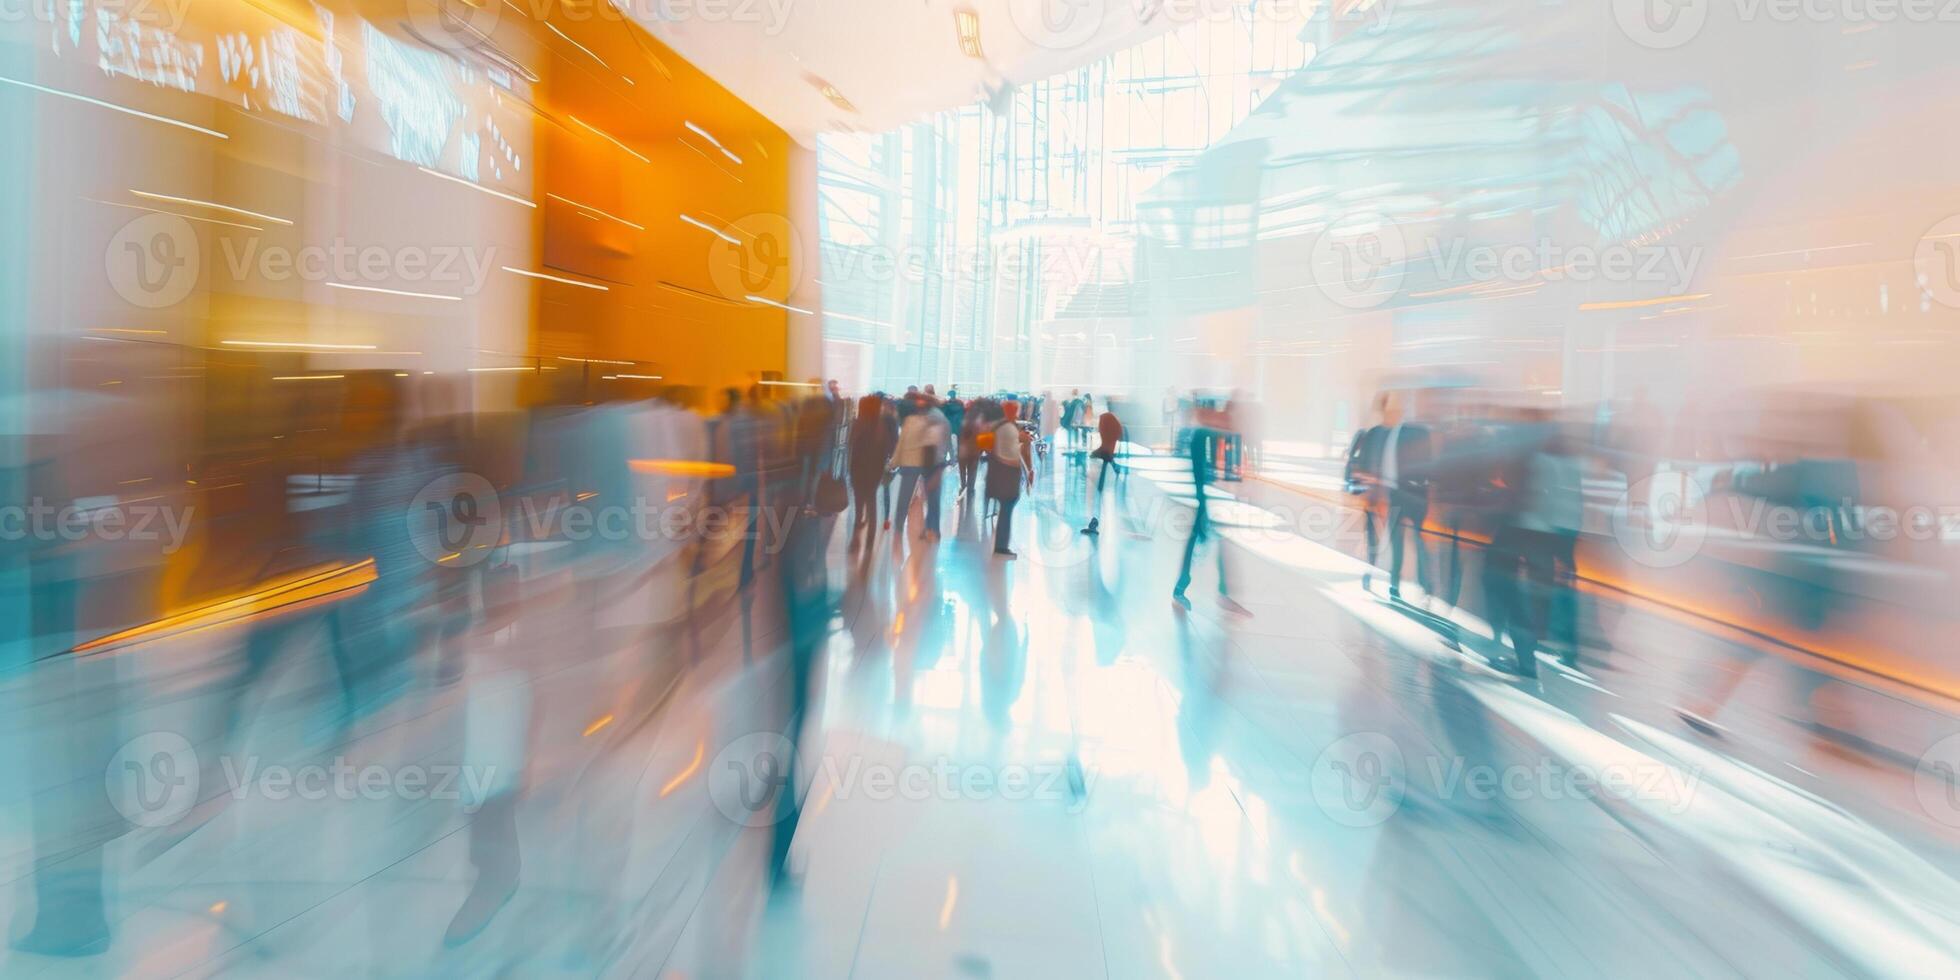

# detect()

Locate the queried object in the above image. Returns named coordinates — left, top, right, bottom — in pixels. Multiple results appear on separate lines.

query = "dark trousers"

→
left=1363, top=487, right=1386, bottom=564
left=1483, top=525, right=1576, bottom=673
left=1386, top=492, right=1429, bottom=595
left=851, top=479, right=879, bottom=532
left=993, top=494, right=1019, bottom=553
left=1175, top=492, right=1226, bottom=596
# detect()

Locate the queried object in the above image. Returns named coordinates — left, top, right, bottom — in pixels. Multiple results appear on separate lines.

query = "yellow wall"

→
left=519, top=4, right=796, bottom=390
left=2, top=1, right=795, bottom=621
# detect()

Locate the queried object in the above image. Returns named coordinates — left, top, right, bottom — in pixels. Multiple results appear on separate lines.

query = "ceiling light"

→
left=955, top=8, right=983, bottom=59
left=545, top=192, right=644, bottom=230
left=569, top=115, right=650, bottom=165
left=131, top=191, right=292, bottom=226
left=805, top=74, right=858, bottom=114
left=821, top=84, right=857, bottom=113
left=745, top=295, right=814, bottom=315
left=221, top=340, right=377, bottom=350
left=0, top=75, right=228, bottom=139
left=417, top=166, right=537, bottom=208
left=325, top=282, right=462, bottom=301
left=679, top=213, right=740, bottom=245
left=502, top=265, right=611, bottom=291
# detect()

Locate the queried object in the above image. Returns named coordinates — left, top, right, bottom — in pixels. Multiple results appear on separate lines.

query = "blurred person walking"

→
left=1522, top=417, right=1586, bottom=667
left=1345, top=394, right=1392, bottom=586
left=986, top=402, right=1031, bottom=558
left=1173, top=423, right=1244, bottom=614
left=1376, top=396, right=1434, bottom=599
left=878, top=395, right=900, bottom=528
left=1081, top=405, right=1124, bottom=536
left=957, top=399, right=988, bottom=499
left=848, top=395, right=894, bottom=545
left=892, top=396, right=953, bottom=540
left=1040, top=391, right=1061, bottom=460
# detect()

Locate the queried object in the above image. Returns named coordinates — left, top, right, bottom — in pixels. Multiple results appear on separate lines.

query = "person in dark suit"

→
left=1345, top=397, right=1391, bottom=572
left=1346, top=393, right=1433, bottom=599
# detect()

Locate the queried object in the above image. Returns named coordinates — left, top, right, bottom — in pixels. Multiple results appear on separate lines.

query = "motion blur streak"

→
left=6, top=0, right=1960, bottom=977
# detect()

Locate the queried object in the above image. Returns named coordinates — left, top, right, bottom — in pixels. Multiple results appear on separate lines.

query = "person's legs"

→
left=1514, top=529, right=1553, bottom=673
left=892, top=467, right=920, bottom=536
left=740, top=500, right=761, bottom=588
left=1407, top=500, right=1430, bottom=594
left=1482, top=526, right=1519, bottom=646
left=1387, top=499, right=1409, bottom=596
left=1444, top=512, right=1464, bottom=607
left=1175, top=498, right=1208, bottom=596
left=444, top=788, right=520, bottom=946
left=853, top=482, right=875, bottom=536
left=994, top=495, right=1018, bottom=554
left=1363, top=488, right=1384, bottom=568
left=1548, top=530, right=1579, bottom=659
left=922, top=465, right=943, bottom=535
left=1084, top=457, right=1111, bottom=532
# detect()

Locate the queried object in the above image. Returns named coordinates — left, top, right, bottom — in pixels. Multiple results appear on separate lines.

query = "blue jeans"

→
left=893, top=464, right=945, bottom=535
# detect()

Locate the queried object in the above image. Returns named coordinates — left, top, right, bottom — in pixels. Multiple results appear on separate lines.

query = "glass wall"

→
left=814, top=6, right=1316, bottom=409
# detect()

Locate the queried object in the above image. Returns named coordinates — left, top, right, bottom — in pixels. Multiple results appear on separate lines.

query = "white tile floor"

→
left=3, top=456, right=1958, bottom=977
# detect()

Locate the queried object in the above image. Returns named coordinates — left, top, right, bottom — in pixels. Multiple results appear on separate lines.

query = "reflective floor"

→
left=5, top=451, right=1960, bottom=977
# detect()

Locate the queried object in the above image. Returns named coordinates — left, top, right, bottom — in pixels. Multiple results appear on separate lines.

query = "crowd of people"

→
left=832, top=385, right=1120, bottom=559
left=1336, top=381, right=1951, bottom=708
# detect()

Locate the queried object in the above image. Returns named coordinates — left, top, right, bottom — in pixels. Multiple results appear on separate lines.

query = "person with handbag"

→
left=986, top=402, right=1032, bottom=558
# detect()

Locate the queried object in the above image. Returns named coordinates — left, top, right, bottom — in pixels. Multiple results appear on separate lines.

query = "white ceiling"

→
left=636, top=0, right=1186, bottom=141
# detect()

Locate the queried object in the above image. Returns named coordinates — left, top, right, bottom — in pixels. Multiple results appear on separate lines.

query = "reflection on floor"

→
left=4, top=451, right=1959, bottom=977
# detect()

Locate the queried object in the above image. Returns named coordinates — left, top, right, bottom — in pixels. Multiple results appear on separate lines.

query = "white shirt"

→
left=895, top=413, right=949, bottom=468
left=992, top=421, right=1024, bottom=465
